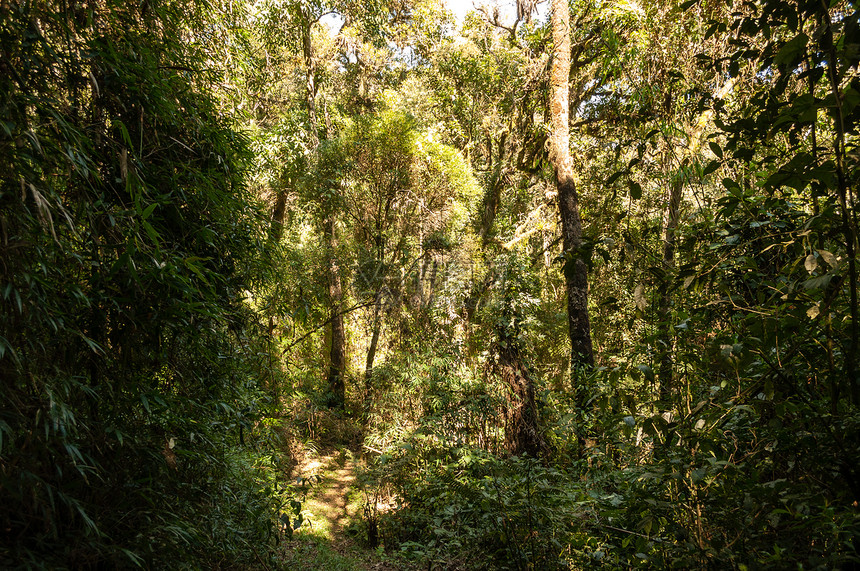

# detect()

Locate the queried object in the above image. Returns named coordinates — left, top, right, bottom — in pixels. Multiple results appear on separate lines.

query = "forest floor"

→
left=278, top=446, right=412, bottom=570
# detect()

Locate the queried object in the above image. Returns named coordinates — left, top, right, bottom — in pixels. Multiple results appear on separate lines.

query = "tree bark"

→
left=824, top=19, right=860, bottom=405
left=364, top=300, right=381, bottom=394
left=550, top=0, right=594, bottom=371
left=478, top=132, right=508, bottom=247
left=270, top=191, right=287, bottom=242
left=326, top=218, right=347, bottom=409
left=496, top=329, right=545, bottom=457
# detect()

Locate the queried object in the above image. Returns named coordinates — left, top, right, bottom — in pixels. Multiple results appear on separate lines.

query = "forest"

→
left=2, top=0, right=860, bottom=568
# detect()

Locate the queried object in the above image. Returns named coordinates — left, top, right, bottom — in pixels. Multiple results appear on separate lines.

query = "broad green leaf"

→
left=774, top=33, right=809, bottom=67
left=844, top=87, right=860, bottom=115
left=141, top=203, right=157, bottom=220
left=638, top=364, right=654, bottom=381
left=703, top=159, right=720, bottom=176
left=606, top=171, right=625, bottom=185
left=803, top=275, right=832, bottom=289
left=708, top=141, right=723, bottom=158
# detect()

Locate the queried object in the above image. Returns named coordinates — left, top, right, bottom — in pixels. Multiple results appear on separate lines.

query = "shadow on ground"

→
left=278, top=447, right=409, bottom=571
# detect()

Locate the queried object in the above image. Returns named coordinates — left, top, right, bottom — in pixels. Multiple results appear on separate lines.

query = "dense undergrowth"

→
left=277, top=332, right=860, bottom=570
left=4, top=0, right=860, bottom=569
left=353, top=372, right=860, bottom=569
left=0, top=0, right=295, bottom=566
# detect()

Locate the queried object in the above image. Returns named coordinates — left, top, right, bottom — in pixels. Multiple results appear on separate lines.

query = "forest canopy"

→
left=1, top=0, right=859, bottom=568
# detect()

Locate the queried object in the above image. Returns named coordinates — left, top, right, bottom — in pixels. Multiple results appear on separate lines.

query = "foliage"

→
left=0, top=0, right=290, bottom=566
left=5, top=0, right=860, bottom=568
left=368, top=443, right=591, bottom=570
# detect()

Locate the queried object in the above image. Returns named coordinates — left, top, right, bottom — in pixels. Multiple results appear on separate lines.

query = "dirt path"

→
left=280, top=448, right=405, bottom=570
left=298, top=450, right=360, bottom=535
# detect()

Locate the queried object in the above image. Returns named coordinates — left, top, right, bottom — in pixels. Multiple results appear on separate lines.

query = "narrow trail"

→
left=299, top=450, right=359, bottom=534
left=280, top=447, right=405, bottom=571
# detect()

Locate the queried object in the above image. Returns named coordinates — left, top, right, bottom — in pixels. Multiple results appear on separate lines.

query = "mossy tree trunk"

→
left=550, top=0, right=594, bottom=378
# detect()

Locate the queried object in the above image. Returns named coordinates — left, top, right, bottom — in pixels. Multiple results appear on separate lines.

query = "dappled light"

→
left=2, top=0, right=860, bottom=569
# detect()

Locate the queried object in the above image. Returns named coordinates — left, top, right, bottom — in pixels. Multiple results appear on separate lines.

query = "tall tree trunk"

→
left=326, top=218, right=347, bottom=409
left=478, top=133, right=508, bottom=247
left=824, top=21, right=860, bottom=405
left=364, top=300, right=381, bottom=397
left=291, top=8, right=346, bottom=408
left=360, top=289, right=386, bottom=423
left=550, top=0, right=594, bottom=372
left=496, top=327, right=545, bottom=457
left=270, top=192, right=288, bottom=242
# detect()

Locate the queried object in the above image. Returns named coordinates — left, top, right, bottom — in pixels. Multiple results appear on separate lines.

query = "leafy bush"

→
left=367, top=440, right=593, bottom=570
left=0, top=0, right=290, bottom=566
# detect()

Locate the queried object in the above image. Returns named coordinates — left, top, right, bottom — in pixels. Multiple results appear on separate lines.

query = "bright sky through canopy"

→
left=443, top=0, right=531, bottom=25
left=443, top=0, right=477, bottom=22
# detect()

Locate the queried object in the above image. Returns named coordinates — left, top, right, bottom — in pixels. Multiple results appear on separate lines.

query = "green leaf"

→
left=628, top=180, right=642, bottom=200
left=844, top=87, right=860, bottom=114
left=143, top=220, right=160, bottom=244
left=606, top=171, right=625, bottom=185
left=184, top=257, right=211, bottom=285
left=708, top=141, right=723, bottom=158
left=77, top=332, right=104, bottom=354
left=141, top=203, right=158, bottom=220
left=803, top=275, right=832, bottom=290
left=703, top=159, right=720, bottom=176
left=722, top=178, right=742, bottom=195
left=637, top=364, right=655, bottom=381
left=774, top=33, right=809, bottom=67
left=113, top=119, right=133, bottom=148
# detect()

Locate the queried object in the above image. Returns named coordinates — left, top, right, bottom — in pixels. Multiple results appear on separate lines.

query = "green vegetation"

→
left=2, top=0, right=859, bottom=568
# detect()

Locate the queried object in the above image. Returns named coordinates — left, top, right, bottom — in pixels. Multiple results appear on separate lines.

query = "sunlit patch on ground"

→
left=279, top=448, right=410, bottom=570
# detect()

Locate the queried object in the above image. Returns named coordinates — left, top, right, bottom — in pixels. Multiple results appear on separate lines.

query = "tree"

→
left=550, top=0, right=594, bottom=374
left=493, top=256, right=547, bottom=457
left=297, top=108, right=478, bottom=419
